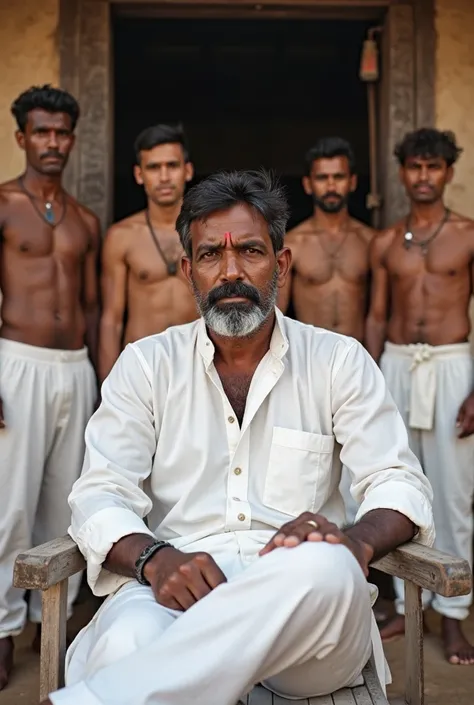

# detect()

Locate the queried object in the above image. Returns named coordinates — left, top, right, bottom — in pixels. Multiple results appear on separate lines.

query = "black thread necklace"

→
left=145, top=209, right=179, bottom=276
left=18, top=175, right=67, bottom=228
left=404, top=208, right=450, bottom=255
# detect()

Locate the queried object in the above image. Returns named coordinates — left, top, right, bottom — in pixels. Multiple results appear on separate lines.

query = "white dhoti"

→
left=49, top=541, right=387, bottom=705
left=0, top=339, right=96, bottom=637
left=381, top=342, right=474, bottom=620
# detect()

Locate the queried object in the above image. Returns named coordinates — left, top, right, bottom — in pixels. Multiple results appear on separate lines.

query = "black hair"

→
left=305, top=136, right=356, bottom=175
left=11, top=85, right=80, bottom=132
left=176, top=169, right=289, bottom=258
left=134, top=123, right=190, bottom=164
left=394, top=128, right=462, bottom=167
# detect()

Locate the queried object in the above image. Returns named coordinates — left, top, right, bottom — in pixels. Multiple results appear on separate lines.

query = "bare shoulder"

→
left=0, top=178, right=22, bottom=205
left=284, top=218, right=313, bottom=250
left=349, top=217, right=376, bottom=245
left=0, top=178, right=23, bottom=224
left=447, top=210, right=474, bottom=244
left=103, top=211, right=145, bottom=257
left=70, top=198, right=100, bottom=237
left=370, top=220, right=401, bottom=259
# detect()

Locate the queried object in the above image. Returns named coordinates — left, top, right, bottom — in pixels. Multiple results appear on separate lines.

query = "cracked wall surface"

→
left=0, top=0, right=59, bottom=184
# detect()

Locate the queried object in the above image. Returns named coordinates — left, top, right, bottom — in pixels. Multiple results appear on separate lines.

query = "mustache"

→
left=207, top=281, right=261, bottom=307
left=322, top=192, right=343, bottom=201
left=40, top=151, right=64, bottom=160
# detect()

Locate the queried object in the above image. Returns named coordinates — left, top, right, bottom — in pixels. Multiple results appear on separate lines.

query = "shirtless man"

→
left=0, top=85, right=99, bottom=687
left=278, top=136, right=374, bottom=342
left=99, top=123, right=198, bottom=382
left=278, top=138, right=375, bottom=528
left=366, top=128, right=474, bottom=664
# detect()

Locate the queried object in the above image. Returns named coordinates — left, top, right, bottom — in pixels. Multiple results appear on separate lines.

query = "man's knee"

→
left=87, top=594, right=172, bottom=670
left=272, top=541, right=365, bottom=597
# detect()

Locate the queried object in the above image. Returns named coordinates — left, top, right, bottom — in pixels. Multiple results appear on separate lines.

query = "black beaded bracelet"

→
left=135, top=540, right=172, bottom=585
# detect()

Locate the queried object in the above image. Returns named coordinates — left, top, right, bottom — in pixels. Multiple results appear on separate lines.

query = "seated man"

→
left=44, top=170, right=434, bottom=705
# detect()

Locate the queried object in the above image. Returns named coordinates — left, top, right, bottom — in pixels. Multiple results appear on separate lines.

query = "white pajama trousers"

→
left=0, top=339, right=96, bottom=638
left=50, top=541, right=381, bottom=705
left=380, top=342, right=474, bottom=620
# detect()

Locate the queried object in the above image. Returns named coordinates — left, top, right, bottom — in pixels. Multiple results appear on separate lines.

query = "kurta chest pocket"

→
left=263, top=427, right=335, bottom=517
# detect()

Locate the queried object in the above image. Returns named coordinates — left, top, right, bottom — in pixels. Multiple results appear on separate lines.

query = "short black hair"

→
left=11, top=85, right=80, bottom=132
left=176, top=169, right=289, bottom=258
left=305, top=136, right=356, bottom=175
left=134, top=123, right=190, bottom=164
left=394, top=128, right=462, bottom=167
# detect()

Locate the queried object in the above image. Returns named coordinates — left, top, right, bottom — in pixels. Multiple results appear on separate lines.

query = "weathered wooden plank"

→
left=273, top=695, right=298, bottom=705
left=249, top=686, right=273, bottom=705
left=372, top=543, right=471, bottom=597
left=40, top=580, right=68, bottom=702
left=405, top=581, right=423, bottom=705
left=273, top=695, right=308, bottom=705
left=14, top=536, right=85, bottom=590
left=332, top=689, right=356, bottom=704
left=308, top=696, right=334, bottom=705
left=362, top=661, right=388, bottom=705
left=351, top=685, right=373, bottom=705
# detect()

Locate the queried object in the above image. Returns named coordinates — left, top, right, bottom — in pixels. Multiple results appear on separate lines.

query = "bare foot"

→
left=0, top=636, right=14, bottom=690
left=379, top=613, right=406, bottom=642
left=442, top=617, right=474, bottom=665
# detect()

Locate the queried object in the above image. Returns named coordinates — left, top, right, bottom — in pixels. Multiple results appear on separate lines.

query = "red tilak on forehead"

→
left=224, top=231, right=232, bottom=244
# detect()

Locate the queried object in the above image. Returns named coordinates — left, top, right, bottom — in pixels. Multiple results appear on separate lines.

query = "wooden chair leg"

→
left=39, top=579, right=68, bottom=702
left=404, top=580, right=424, bottom=705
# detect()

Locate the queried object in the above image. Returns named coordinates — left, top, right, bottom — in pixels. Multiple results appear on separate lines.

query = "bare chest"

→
left=3, top=207, right=90, bottom=260
left=126, top=230, right=185, bottom=284
left=385, top=234, right=472, bottom=280
left=293, top=236, right=370, bottom=286
left=218, top=372, right=253, bottom=426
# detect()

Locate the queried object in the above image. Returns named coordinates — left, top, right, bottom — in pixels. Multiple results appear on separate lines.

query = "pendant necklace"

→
left=145, top=209, right=179, bottom=276
left=18, top=175, right=67, bottom=227
left=404, top=208, right=450, bottom=255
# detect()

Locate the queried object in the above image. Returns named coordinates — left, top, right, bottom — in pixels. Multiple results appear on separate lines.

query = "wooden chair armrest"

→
left=13, top=535, right=85, bottom=591
left=371, top=541, right=472, bottom=597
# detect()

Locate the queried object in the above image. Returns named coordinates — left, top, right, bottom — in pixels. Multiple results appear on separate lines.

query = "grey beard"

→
left=194, top=272, right=278, bottom=338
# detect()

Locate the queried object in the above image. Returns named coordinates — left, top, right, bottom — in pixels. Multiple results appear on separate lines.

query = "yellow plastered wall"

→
left=0, top=0, right=59, bottom=184
left=436, top=0, right=474, bottom=218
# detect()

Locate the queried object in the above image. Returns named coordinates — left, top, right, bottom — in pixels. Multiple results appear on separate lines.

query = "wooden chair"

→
left=14, top=538, right=471, bottom=705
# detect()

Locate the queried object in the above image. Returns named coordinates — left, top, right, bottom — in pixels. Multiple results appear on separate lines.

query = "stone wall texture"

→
left=435, top=0, right=474, bottom=217
left=0, top=0, right=59, bottom=184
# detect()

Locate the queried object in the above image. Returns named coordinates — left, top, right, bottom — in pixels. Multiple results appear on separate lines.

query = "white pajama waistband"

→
left=383, top=342, right=471, bottom=431
left=0, top=337, right=89, bottom=364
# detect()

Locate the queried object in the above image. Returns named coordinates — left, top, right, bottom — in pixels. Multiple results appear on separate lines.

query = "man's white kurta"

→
left=69, top=309, right=434, bottom=597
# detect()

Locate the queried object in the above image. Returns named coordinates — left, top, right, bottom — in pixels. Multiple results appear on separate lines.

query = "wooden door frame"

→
left=59, top=0, right=436, bottom=230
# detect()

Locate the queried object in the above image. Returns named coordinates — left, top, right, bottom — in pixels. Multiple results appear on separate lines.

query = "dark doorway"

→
left=113, top=16, right=372, bottom=229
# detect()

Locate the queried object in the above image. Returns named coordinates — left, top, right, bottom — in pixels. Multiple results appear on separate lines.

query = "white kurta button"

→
left=233, top=467, right=242, bottom=475
left=238, top=513, right=246, bottom=521
left=228, top=416, right=235, bottom=424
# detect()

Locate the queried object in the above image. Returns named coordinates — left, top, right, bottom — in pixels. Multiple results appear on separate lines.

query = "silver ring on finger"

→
left=306, top=520, right=319, bottom=529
